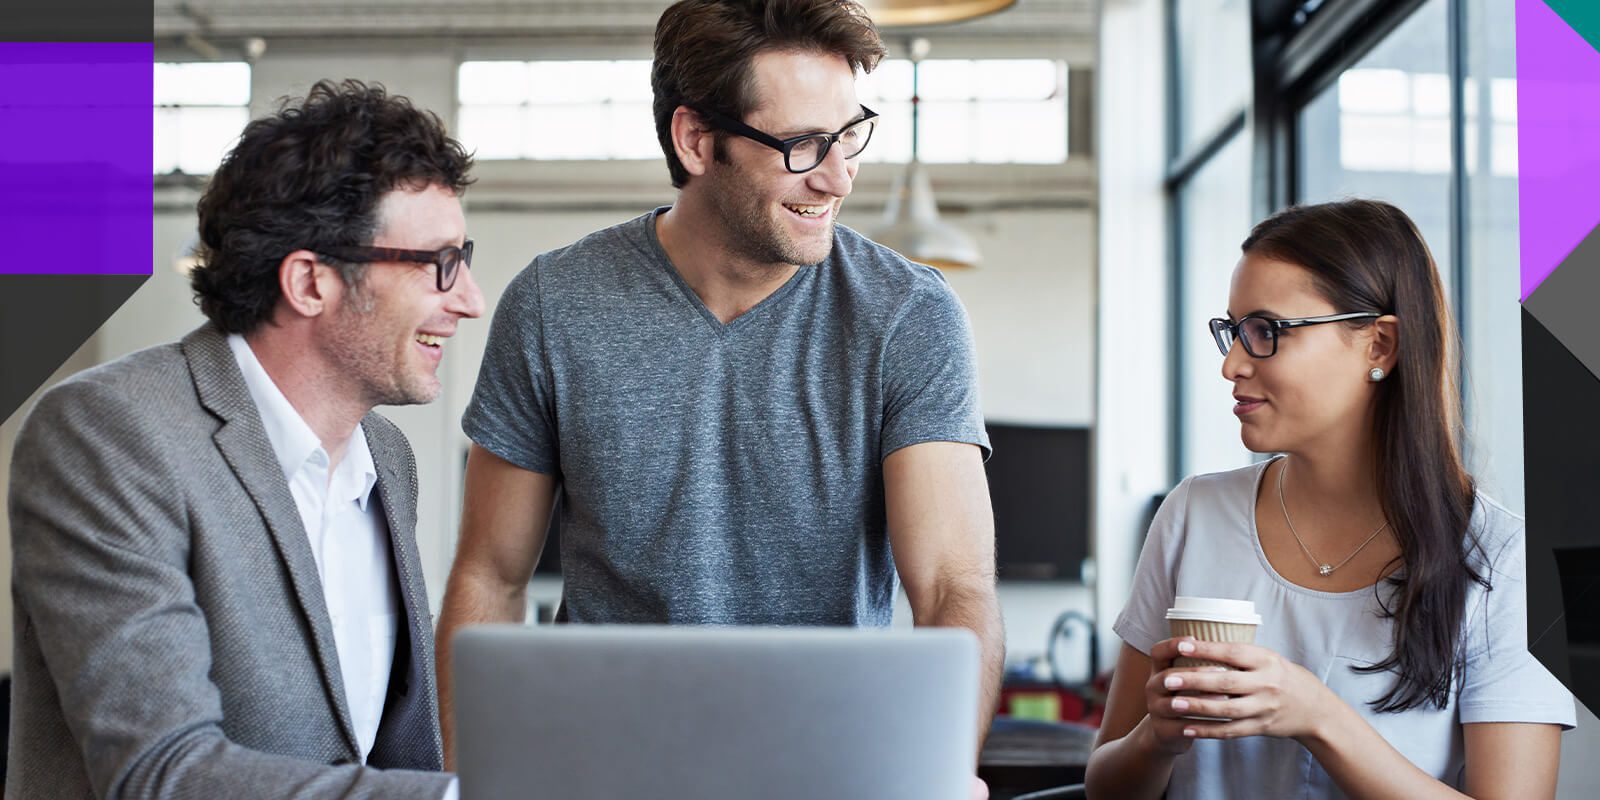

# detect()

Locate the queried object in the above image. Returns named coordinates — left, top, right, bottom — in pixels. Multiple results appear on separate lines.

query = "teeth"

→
left=415, top=333, right=444, bottom=347
left=784, top=203, right=829, bottom=217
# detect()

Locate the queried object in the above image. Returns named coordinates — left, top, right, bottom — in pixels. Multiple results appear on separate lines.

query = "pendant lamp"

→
left=863, top=0, right=1018, bottom=27
left=868, top=37, right=981, bottom=270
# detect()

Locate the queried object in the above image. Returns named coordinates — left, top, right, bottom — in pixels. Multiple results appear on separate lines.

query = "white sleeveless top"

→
left=1112, top=458, right=1575, bottom=799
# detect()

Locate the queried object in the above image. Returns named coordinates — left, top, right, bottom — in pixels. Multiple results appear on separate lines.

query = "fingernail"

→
left=1176, top=640, right=1195, bottom=654
left=1164, top=676, right=1182, bottom=690
left=1183, top=728, right=1197, bottom=738
left=1172, top=698, right=1190, bottom=711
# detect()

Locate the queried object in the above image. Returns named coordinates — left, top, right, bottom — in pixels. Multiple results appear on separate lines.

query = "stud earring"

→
left=1369, top=367, right=1386, bottom=382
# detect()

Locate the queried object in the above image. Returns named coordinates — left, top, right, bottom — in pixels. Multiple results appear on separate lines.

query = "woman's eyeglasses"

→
left=1209, top=312, right=1381, bottom=358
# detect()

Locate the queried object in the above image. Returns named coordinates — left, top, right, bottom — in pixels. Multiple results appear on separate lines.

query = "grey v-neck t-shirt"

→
left=463, top=208, right=989, bottom=625
left=1113, top=458, right=1574, bottom=799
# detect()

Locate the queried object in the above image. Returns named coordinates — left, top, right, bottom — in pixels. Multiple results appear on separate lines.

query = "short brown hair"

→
left=651, top=0, right=886, bottom=188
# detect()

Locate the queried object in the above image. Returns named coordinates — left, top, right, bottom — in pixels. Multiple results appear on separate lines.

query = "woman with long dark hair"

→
left=1086, top=200, right=1573, bottom=798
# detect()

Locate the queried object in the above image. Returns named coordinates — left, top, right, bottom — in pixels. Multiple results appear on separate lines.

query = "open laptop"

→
left=452, top=625, right=980, bottom=800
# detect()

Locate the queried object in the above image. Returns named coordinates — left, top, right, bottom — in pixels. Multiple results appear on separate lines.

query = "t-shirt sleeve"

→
left=1112, top=477, right=1194, bottom=655
left=878, top=276, right=991, bottom=460
left=1455, top=510, right=1576, bottom=728
left=461, top=261, right=560, bottom=475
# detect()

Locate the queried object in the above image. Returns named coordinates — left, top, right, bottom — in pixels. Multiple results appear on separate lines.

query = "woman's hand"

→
left=1152, top=637, right=1334, bottom=744
left=1141, top=637, right=1232, bottom=755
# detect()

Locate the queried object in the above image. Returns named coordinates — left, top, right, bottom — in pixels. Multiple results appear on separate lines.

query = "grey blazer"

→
left=6, top=324, right=453, bottom=799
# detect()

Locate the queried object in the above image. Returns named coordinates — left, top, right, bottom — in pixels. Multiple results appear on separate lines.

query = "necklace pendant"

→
left=1318, top=564, right=1334, bottom=576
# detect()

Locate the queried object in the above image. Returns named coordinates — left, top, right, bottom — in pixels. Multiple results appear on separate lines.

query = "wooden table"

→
left=979, top=718, right=1096, bottom=799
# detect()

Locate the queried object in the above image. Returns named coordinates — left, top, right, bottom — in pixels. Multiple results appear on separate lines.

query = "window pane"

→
left=1174, top=0, right=1251, bottom=156
left=1178, top=133, right=1254, bottom=477
left=975, top=101, right=1066, bottom=163
left=858, top=60, right=913, bottom=102
left=607, top=102, right=662, bottom=159
left=919, top=60, right=976, bottom=101
left=526, top=106, right=610, bottom=159
left=458, top=61, right=531, bottom=106
left=458, top=105, right=526, bottom=160
left=975, top=60, right=1060, bottom=101
left=859, top=99, right=912, bottom=163
left=175, top=107, right=249, bottom=175
left=1297, top=0, right=1452, bottom=291
left=918, top=101, right=975, bottom=163
left=455, top=58, right=1063, bottom=163
left=1462, top=0, right=1523, bottom=512
left=154, top=62, right=250, bottom=106
left=606, top=61, right=655, bottom=103
left=527, top=61, right=615, bottom=104
left=153, top=107, right=182, bottom=174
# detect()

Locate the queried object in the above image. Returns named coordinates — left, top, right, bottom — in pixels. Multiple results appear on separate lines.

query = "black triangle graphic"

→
left=1, top=275, right=148, bottom=425
left=1522, top=307, right=1600, bottom=714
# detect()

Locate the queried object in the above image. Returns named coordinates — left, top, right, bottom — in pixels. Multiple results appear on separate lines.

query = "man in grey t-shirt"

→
left=436, top=1, right=1005, bottom=783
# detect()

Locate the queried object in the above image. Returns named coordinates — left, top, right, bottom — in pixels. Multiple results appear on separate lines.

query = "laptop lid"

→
left=453, top=625, right=980, bottom=800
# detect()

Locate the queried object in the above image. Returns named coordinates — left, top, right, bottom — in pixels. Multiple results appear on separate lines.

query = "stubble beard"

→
left=328, top=288, right=440, bottom=410
left=706, top=159, right=836, bottom=270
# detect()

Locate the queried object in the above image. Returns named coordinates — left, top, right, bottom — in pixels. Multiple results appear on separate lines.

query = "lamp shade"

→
left=863, top=0, right=1018, bottom=27
left=870, top=161, right=980, bottom=270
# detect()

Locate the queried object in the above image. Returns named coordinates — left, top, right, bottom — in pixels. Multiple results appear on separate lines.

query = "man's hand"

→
left=970, top=774, right=989, bottom=799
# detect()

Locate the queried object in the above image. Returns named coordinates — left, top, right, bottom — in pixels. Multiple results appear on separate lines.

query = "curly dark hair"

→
left=652, top=0, right=885, bottom=188
left=191, top=79, right=474, bottom=334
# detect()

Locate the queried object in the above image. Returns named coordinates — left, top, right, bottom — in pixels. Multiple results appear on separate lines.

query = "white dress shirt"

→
left=228, top=334, right=400, bottom=763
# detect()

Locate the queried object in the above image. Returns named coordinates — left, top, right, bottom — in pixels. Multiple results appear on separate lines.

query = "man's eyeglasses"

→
left=318, top=240, right=474, bottom=292
left=1208, top=312, right=1381, bottom=358
left=692, top=105, right=878, bottom=174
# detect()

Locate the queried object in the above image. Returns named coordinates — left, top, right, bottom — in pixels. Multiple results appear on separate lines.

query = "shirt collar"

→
left=227, top=333, right=378, bottom=510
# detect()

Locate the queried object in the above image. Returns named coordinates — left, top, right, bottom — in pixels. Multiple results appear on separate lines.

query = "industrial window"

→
left=456, top=58, right=1067, bottom=164
left=153, top=61, right=251, bottom=175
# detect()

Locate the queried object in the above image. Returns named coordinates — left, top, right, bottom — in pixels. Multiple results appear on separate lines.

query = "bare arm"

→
left=883, top=441, right=1004, bottom=753
left=1084, top=642, right=1186, bottom=799
left=435, top=443, right=557, bottom=768
left=1152, top=639, right=1565, bottom=799
left=1302, top=708, right=1561, bottom=799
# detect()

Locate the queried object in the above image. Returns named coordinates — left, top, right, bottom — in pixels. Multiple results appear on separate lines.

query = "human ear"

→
left=277, top=249, right=336, bottom=319
left=1367, top=314, right=1399, bottom=378
left=671, top=106, right=715, bottom=178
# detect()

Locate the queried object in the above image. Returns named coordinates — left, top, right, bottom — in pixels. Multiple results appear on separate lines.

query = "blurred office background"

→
left=0, top=0, right=1591, bottom=795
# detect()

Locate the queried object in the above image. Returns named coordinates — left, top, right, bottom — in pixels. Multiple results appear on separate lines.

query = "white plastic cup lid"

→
left=1165, top=596, right=1262, bottom=625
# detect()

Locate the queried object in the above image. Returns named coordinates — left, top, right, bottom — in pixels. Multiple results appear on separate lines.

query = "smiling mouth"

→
left=415, top=333, right=445, bottom=349
left=782, top=202, right=831, bottom=218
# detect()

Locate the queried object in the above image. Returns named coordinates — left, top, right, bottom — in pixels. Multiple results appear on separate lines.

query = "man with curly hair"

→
left=7, top=79, right=483, bottom=799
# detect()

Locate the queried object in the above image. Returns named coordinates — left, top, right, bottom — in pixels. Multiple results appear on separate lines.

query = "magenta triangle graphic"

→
left=1518, top=0, right=1600, bottom=301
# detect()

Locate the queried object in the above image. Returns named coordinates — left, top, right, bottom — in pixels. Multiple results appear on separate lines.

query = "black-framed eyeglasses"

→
left=1209, top=312, right=1381, bottom=358
left=318, top=240, right=474, bottom=292
left=691, top=104, right=878, bottom=173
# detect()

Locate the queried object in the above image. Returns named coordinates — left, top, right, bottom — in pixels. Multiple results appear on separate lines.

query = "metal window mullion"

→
left=1448, top=0, right=1469, bottom=399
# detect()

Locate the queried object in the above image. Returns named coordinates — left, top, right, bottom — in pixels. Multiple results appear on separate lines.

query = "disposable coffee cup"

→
left=1165, top=596, right=1261, bottom=669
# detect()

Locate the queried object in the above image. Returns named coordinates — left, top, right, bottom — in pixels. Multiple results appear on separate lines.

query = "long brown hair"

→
left=1241, top=199, right=1488, bottom=712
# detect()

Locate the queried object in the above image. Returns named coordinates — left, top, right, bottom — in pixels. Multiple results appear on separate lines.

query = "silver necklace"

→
left=1276, top=459, right=1390, bottom=577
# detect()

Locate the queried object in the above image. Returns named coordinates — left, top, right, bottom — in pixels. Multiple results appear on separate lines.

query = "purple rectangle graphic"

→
left=0, top=42, right=153, bottom=276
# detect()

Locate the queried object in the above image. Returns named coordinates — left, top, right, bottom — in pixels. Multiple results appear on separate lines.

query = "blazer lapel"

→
left=365, top=416, right=445, bottom=769
left=181, top=324, right=363, bottom=759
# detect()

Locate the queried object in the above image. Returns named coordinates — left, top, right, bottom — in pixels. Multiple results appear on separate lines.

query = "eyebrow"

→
left=1225, top=308, right=1281, bottom=322
left=772, top=110, right=869, bottom=139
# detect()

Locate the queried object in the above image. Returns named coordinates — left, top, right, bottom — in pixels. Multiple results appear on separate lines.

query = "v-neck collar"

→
left=639, top=206, right=816, bottom=335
